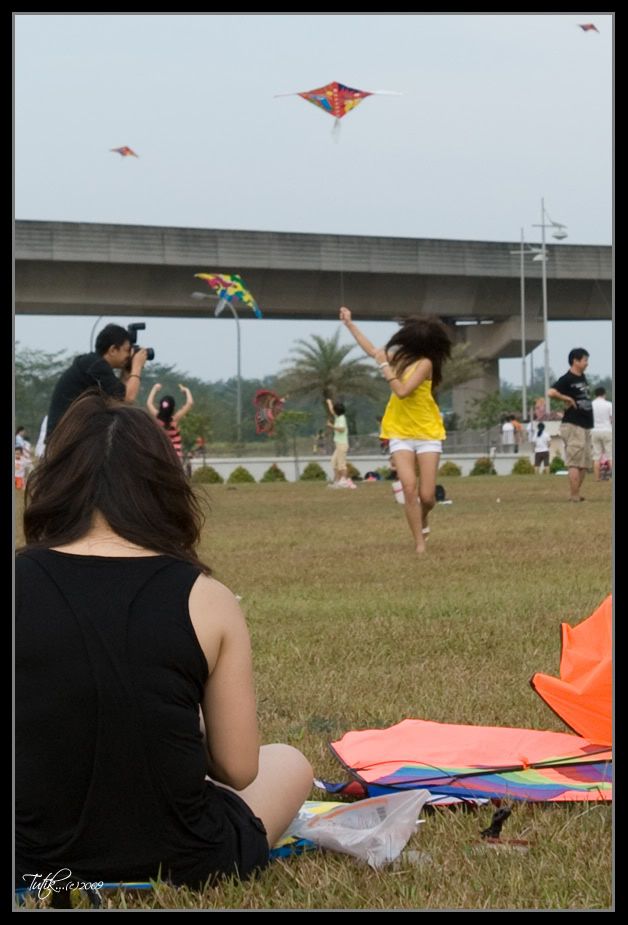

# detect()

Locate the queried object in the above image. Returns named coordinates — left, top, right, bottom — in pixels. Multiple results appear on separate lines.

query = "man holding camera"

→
left=46, top=324, right=149, bottom=439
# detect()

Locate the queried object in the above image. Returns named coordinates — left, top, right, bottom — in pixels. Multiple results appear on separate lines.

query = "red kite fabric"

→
left=110, top=146, right=139, bottom=158
left=276, top=81, right=399, bottom=128
left=578, top=23, right=599, bottom=32
left=296, top=82, right=373, bottom=121
left=530, top=596, right=612, bottom=746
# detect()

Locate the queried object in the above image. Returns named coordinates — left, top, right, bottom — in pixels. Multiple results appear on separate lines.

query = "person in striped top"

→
left=147, top=383, right=194, bottom=463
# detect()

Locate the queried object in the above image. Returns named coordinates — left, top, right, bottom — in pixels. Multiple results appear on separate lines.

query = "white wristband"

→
left=378, top=362, right=390, bottom=369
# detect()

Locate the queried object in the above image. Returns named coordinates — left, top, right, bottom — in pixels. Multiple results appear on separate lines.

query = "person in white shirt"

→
left=591, top=387, right=613, bottom=481
left=501, top=418, right=515, bottom=453
left=533, top=422, right=552, bottom=474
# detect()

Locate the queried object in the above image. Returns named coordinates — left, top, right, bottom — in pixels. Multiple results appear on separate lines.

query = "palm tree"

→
left=278, top=331, right=381, bottom=412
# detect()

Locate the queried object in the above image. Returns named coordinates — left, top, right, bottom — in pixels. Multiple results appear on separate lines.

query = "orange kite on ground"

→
left=530, top=595, right=612, bottom=746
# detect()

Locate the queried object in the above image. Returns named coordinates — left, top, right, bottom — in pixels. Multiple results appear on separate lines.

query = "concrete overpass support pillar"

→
left=448, top=316, right=543, bottom=421
left=451, top=360, right=500, bottom=420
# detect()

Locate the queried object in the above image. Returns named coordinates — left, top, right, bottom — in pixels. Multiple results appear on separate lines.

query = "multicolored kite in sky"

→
left=276, top=81, right=399, bottom=129
left=578, top=23, right=599, bottom=32
left=110, top=146, right=139, bottom=157
left=194, top=273, right=262, bottom=318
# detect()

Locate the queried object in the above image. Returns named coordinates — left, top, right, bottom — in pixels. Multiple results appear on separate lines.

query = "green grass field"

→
left=16, top=475, right=613, bottom=910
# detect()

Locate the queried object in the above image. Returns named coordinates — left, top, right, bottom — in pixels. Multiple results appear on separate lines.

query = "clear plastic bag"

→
left=284, top=790, right=431, bottom=869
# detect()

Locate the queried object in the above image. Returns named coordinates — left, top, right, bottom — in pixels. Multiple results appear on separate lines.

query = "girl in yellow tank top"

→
left=340, top=306, right=452, bottom=554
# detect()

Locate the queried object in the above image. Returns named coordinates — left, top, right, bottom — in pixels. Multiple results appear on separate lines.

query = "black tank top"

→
left=15, top=549, right=261, bottom=887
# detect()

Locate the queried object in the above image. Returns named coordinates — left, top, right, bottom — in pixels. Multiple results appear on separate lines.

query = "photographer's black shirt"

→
left=47, top=353, right=126, bottom=437
left=552, top=371, right=593, bottom=429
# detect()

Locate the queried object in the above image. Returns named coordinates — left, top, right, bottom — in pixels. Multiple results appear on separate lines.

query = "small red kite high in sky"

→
left=578, top=23, right=599, bottom=32
left=110, top=146, right=139, bottom=157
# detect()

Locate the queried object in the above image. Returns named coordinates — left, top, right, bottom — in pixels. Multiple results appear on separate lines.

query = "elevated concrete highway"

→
left=16, top=220, right=612, bottom=413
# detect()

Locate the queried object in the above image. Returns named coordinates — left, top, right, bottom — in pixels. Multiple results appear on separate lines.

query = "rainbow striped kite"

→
left=194, top=273, right=262, bottom=318
left=328, top=720, right=611, bottom=802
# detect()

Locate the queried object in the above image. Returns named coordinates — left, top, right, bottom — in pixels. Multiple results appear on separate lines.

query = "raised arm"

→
left=146, top=382, right=162, bottom=417
left=189, top=575, right=260, bottom=791
left=339, top=306, right=379, bottom=359
left=173, top=384, right=194, bottom=423
left=123, top=348, right=149, bottom=403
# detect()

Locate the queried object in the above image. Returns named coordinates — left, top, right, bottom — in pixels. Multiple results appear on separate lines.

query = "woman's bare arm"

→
left=339, top=306, right=379, bottom=359
left=188, top=576, right=259, bottom=791
left=173, top=384, right=194, bottom=423
left=146, top=383, right=161, bottom=417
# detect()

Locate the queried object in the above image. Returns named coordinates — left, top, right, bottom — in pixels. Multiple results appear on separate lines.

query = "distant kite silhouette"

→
left=578, top=23, right=599, bottom=32
left=110, top=146, right=139, bottom=157
left=276, top=81, right=400, bottom=136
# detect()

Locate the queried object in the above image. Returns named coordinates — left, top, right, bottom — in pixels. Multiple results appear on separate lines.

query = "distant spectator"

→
left=147, top=383, right=194, bottom=464
left=501, top=417, right=515, bottom=453
left=591, top=387, right=613, bottom=481
left=533, top=423, right=551, bottom=474
left=15, top=427, right=33, bottom=481
left=15, top=447, right=25, bottom=490
left=511, top=415, right=523, bottom=454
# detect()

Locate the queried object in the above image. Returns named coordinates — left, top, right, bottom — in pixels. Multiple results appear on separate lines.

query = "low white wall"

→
left=191, top=451, right=540, bottom=482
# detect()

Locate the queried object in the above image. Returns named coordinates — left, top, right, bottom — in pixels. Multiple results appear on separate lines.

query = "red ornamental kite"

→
left=110, top=146, right=139, bottom=157
left=578, top=23, right=599, bottom=32
left=276, top=81, right=399, bottom=133
left=253, top=390, right=285, bottom=436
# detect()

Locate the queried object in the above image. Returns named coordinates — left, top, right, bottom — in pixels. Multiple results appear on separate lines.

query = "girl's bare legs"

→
left=234, top=744, right=313, bottom=847
left=416, top=452, right=441, bottom=532
left=392, top=449, right=425, bottom=553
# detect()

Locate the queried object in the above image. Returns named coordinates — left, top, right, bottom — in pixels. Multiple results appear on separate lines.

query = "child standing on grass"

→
left=326, top=398, right=356, bottom=489
left=340, top=306, right=451, bottom=553
left=534, top=422, right=551, bottom=474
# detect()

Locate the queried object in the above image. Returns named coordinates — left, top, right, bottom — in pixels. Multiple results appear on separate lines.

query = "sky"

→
left=14, top=13, right=613, bottom=384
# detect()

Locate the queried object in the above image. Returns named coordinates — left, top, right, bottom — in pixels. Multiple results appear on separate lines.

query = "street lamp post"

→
left=191, top=292, right=242, bottom=444
left=533, top=198, right=568, bottom=420
left=510, top=232, right=545, bottom=421
left=215, top=298, right=242, bottom=445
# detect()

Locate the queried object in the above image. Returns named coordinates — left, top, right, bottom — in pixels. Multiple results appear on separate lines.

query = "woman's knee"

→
left=401, top=483, right=417, bottom=502
left=261, top=743, right=313, bottom=787
left=419, top=492, right=436, bottom=510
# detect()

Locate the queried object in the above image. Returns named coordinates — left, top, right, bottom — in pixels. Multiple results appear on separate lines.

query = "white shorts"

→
left=389, top=438, right=442, bottom=455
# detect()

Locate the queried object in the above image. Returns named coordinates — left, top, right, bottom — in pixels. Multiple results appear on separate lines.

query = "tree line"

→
left=16, top=336, right=608, bottom=450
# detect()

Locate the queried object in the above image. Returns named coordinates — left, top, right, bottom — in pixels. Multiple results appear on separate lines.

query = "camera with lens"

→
left=127, top=323, right=155, bottom=361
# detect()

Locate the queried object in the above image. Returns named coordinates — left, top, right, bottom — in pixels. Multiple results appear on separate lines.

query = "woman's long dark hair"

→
left=385, top=316, right=452, bottom=388
left=157, top=395, right=176, bottom=425
left=21, top=390, right=210, bottom=573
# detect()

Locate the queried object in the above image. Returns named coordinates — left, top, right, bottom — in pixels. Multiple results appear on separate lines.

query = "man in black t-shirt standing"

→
left=548, top=348, right=593, bottom=502
left=47, top=324, right=148, bottom=440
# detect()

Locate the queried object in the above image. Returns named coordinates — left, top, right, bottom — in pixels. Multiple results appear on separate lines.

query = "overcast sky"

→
left=14, top=13, right=613, bottom=383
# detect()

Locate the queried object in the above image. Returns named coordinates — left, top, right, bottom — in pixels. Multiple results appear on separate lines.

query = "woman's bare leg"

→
left=392, top=450, right=425, bottom=553
left=234, top=744, right=313, bottom=847
left=416, top=452, right=440, bottom=531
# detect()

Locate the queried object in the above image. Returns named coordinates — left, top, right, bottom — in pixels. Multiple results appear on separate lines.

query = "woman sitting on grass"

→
left=340, top=306, right=451, bottom=554
left=16, top=390, right=312, bottom=892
